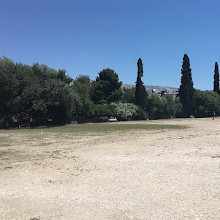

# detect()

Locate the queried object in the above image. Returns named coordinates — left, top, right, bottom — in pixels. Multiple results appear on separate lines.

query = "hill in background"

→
left=122, top=84, right=178, bottom=94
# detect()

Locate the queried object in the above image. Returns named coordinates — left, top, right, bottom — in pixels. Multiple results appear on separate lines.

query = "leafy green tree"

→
left=135, top=58, right=148, bottom=108
left=194, top=90, right=220, bottom=117
left=57, top=69, right=73, bottom=84
left=178, top=54, right=195, bottom=117
left=132, top=107, right=149, bottom=120
left=92, top=69, right=122, bottom=104
left=146, top=94, right=166, bottom=119
left=27, top=63, right=74, bottom=125
left=173, top=98, right=184, bottom=118
left=0, top=58, right=74, bottom=127
left=146, top=94, right=178, bottom=119
left=42, top=78, right=74, bottom=125
left=13, top=63, right=42, bottom=126
left=214, top=62, right=220, bottom=94
left=72, top=75, right=94, bottom=122
left=0, top=57, right=19, bottom=126
left=162, top=95, right=176, bottom=118
left=93, top=104, right=116, bottom=121
left=122, top=87, right=135, bottom=103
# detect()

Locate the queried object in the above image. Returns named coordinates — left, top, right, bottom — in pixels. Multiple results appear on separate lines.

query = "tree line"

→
left=0, top=55, right=220, bottom=128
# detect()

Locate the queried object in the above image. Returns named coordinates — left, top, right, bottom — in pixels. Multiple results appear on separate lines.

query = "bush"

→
left=146, top=94, right=182, bottom=119
left=94, top=104, right=116, bottom=118
left=194, top=90, right=220, bottom=117
left=132, top=107, right=148, bottom=120
left=111, top=102, right=139, bottom=121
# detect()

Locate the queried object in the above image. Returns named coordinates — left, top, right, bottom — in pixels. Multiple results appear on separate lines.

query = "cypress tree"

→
left=179, top=54, right=195, bottom=117
left=213, top=62, right=219, bottom=94
left=135, top=58, right=147, bottom=108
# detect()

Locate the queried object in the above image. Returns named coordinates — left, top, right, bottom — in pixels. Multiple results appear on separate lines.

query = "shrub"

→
left=111, top=102, right=138, bottom=121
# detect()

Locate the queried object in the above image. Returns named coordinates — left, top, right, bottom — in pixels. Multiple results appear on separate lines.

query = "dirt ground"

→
left=0, top=118, right=220, bottom=220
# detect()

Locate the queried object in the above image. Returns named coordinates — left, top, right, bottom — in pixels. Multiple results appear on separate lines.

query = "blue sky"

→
left=1, top=0, right=220, bottom=90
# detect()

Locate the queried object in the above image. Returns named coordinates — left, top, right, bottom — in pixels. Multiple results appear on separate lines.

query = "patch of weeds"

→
left=36, top=142, right=54, bottom=147
left=52, top=150, right=61, bottom=154
left=51, top=156, right=62, bottom=159
left=211, top=155, right=220, bottom=158
left=30, top=218, right=40, bottom=220
left=69, top=155, right=77, bottom=161
left=4, top=166, right=13, bottom=169
left=50, top=150, right=63, bottom=159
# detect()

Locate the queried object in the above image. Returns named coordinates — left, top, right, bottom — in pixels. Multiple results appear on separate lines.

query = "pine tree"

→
left=213, top=62, right=220, bottom=94
left=179, top=54, right=195, bottom=117
left=135, top=58, right=147, bottom=108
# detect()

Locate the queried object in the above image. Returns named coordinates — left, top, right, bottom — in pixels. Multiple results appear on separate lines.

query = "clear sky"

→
left=1, top=0, right=220, bottom=90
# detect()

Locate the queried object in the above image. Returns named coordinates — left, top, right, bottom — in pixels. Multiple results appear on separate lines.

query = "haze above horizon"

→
left=1, top=0, right=220, bottom=90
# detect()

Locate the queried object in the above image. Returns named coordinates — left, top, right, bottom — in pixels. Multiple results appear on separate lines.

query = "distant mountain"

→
left=122, top=84, right=178, bottom=94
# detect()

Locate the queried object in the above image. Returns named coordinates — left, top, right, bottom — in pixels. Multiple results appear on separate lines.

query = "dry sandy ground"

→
left=0, top=118, right=220, bottom=220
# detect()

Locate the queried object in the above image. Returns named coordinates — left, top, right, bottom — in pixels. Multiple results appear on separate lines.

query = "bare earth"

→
left=0, top=118, right=220, bottom=220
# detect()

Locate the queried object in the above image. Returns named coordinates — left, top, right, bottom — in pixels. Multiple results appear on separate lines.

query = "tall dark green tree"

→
left=135, top=58, right=147, bottom=108
left=179, top=54, right=195, bottom=117
left=213, top=62, right=219, bottom=94
left=91, top=68, right=122, bottom=104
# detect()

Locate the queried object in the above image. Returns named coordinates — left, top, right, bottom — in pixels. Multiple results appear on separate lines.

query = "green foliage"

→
left=146, top=94, right=179, bottom=119
left=160, top=95, right=175, bottom=118
left=93, top=104, right=115, bottom=119
left=131, top=106, right=148, bottom=120
left=194, top=90, right=220, bottom=117
left=146, top=94, right=166, bottom=119
left=179, top=54, right=195, bottom=117
left=72, top=75, right=94, bottom=122
left=111, top=102, right=149, bottom=121
left=42, top=78, right=74, bottom=125
left=92, top=69, right=122, bottom=104
left=213, top=62, right=220, bottom=94
left=1, top=55, right=220, bottom=127
left=173, top=98, right=184, bottom=118
left=57, top=69, right=73, bottom=84
left=0, top=57, right=20, bottom=126
left=111, top=102, right=138, bottom=121
left=122, top=87, right=135, bottom=103
left=135, top=58, right=148, bottom=108
left=0, top=57, right=74, bottom=127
